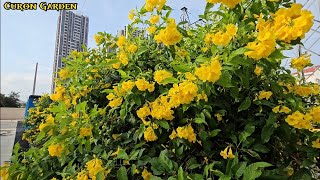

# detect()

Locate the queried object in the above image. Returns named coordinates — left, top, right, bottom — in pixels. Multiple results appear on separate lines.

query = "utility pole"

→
left=32, top=62, right=38, bottom=95
left=298, top=45, right=306, bottom=84
left=180, top=7, right=190, bottom=30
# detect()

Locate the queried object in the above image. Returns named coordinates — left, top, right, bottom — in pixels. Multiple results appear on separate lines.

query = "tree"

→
left=0, top=91, right=21, bottom=107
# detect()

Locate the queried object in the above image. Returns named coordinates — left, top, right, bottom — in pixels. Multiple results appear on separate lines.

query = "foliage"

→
left=1, top=0, right=320, bottom=180
left=0, top=92, right=22, bottom=107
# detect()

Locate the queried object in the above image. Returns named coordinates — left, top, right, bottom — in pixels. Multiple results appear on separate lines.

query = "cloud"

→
left=1, top=72, right=52, bottom=101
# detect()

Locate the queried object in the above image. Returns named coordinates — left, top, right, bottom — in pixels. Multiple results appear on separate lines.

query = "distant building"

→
left=51, top=10, right=89, bottom=93
left=292, top=65, right=320, bottom=84
left=117, top=26, right=145, bottom=38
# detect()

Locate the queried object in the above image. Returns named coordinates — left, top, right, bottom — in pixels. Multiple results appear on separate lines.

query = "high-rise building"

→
left=51, top=10, right=89, bottom=93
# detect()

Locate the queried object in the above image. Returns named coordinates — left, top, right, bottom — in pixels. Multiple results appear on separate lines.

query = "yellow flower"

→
left=214, top=113, right=223, bottom=121
left=58, top=68, right=69, bottom=80
left=206, top=0, right=241, bottom=9
left=290, top=55, right=311, bottom=71
left=128, top=10, right=134, bottom=21
left=71, top=121, right=77, bottom=126
left=169, top=129, right=177, bottom=139
left=111, top=147, right=121, bottom=156
left=142, top=169, right=152, bottom=180
left=280, top=106, right=291, bottom=114
left=48, top=144, right=64, bottom=157
left=122, top=80, right=135, bottom=92
left=154, top=70, right=173, bottom=85
left=72, top=113, right=79, bottom=119
left=220, top=146, right=235, bottom=159
left=195, top=56, right=222, bottom=83
left=245, top=30, right=276, bottom=60
left=272, top=106, right=280, bottom=113
left=112, top=134, right=121, bottom=140
left=185, top=72, right=197, bottom=81
left=149, top=15, right=160, bottom=24
left=51, top=178, right=57, bottom=180
left=0, top=164, right=9, bottom=180
left=176, top=124, right=197, bottom=143
left=86, top=158, right=104, bottom=179
left=147, top=26, right=157, bottom=34
left=144, top=126, right=158, bottom=142
left=310, top=106, right=320, bottom=123
left=137, top=105, right=151, bottom=121
left=254, top=66, right=263, bottom=76
left=94, top=34, right=103, bottom=44
left=154, top=18, right=182, bottom=46
left=145, top=0, right=166, bottom=12
left=135, top=78, right=152, bottom=91
left=311, top=138, right=320, bottom=149
left=108, top=97, right=123, bottom=108
left=77, top=170, right=89, bottom=180
left=127, top=44, right=138, bottom=53
left=285, top=111, right=312, bottom=130
left=257, top=91, right=273, bottom=100
left=80, top=127, right=93, bottom=137
left=116, top=36, right=126, bottom=48
left=208, top=24, right=238, bottom=46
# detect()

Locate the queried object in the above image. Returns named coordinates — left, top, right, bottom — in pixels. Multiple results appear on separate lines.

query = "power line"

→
left=301, top=46, right=320, bottom=56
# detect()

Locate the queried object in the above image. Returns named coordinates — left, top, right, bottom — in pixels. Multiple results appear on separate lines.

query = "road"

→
left=0, top=120, right=18, bottom=166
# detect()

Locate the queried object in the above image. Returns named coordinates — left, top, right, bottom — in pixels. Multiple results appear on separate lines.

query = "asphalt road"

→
left=0, top=120, right=18, bottom=166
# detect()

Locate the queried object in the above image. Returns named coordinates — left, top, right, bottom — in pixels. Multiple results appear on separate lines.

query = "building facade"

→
left=292, top=65, right=320, bottom=84
left=52, top=10, right=89, bottom=93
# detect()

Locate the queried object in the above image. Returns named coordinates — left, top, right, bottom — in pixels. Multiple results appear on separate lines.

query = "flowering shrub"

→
left=1, top=0, right=320, bottom=179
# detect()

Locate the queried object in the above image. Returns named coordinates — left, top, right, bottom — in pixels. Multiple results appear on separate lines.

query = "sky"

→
left=1, top=0, right=319, bottom=102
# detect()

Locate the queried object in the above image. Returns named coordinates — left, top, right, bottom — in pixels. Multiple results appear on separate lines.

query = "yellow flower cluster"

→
left=257, top=90, right=273, bottom=100
left=215, top=113, right=223, bottom=121
left=127, top=44, right=138, bottom=54
left=50, top=85, right=65, bottom=101
left=144, top=126, right=158, bottom=142
left=76, top=170, right=89, bottom=180
left=206, top=0, right=241, bottom=9
left=128, top=10, right=134, bottom=21
left=94, top=34, right=103, bottom=44
left=154, top=70, right=173, bottom=85
left=58, top=68, right=69, bottom=80
left=0, top=163, right=9, bottom=180
left=254, top=66, right=263, bottom=76
left=154, top=18, right=182, bottom=46
left=39, top=114, right=55, bottom=132
left=170, top=124, right=197, bottom=143
left=294, top=85, right=316, bottom=97
left=245, top=29, right=276, bottom=60
left=272, top=105, right=291, bottom=114
left=168, top=81, right=199, bottom=107
left=150, top=96, right=175, bottom=120
left=290, top=55, right=311, bottom=71
left=204, top=24, right=238, bottom=46
left=145, top=0, right=166, bottom=12
left=285, top=111, right=312, bottom=130
left=48, top=143, right=64, bottom=157
left=312, top=138, right=320, bottom=149
left=86, top=158, right=104, bottom=179
left=121, top=80, right=135, bottom=92
left=196, top=91, right=208, bottom=102
left=310, top=106, right=320, bottom=124
left=220, top=146, right=235, bottom=159
left=135, top=78, right=155, bottom=92
left=195, top=56, right=222, bottom=83
left=142, top=168, right=153, bottom=180
left=117, top=51, right=128, bottom=66
left=116, top=36, right=126, bottom=49
left=147, top=26, right=157, bottom=34
left=80, top=127, right=92, bottom=137
left=149, top=15, right=160, bottom=24
left=272, top=4, right=314, bottom=43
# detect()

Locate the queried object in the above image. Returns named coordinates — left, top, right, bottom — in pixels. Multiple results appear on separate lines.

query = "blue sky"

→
left=1, top=0, right=319, bottom=101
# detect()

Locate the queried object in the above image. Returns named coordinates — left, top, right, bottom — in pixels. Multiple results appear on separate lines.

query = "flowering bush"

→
left=1, top=0, right=320, bottom=179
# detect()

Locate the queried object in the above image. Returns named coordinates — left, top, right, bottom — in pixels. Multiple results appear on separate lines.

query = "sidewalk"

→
left=0, top=120, right=18, bottom=166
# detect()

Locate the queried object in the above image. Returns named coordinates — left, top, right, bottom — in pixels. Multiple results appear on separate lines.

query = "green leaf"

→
left=243, top=162, right=272, bottom=180
left=116, top=149, right=129, bottom=160
left=161, top=77, right=179, bottom=84
left=229, top=48, right=249, bottom=60
left=196, top=55, right=210, bottom=63
left=36, top=131, right=46, bottom=141
left=137, top=46, right=148, bottom=56
left=209, top=129, right=221, bottom=137
left=239, top=124, right=255, bottom=143
left=178, top=167, right=184, bottom=180
left=252, top=144, right=270, bottom=153
left=117, top=166, right=128, bottom=180
left=235, top=162, right=247, bottom=179
left=261, top=113, right=277, bottom=143
left=172, top=63, right=192, bottom=73
left=217, top=71, right=233, bottom=88
left=238, top=97, right=251, bottom=112
left=159, top=150, right=173, bottom=172
left=204, top=3, right=214, bottom=19
left=268, top=49, right=288, bottom=60
left=133, top=124, right=145, bottom=142
left=96, top=171, right=104, bottom=180
left=106, top=59, right=120, bottom=66
left=117, top=70, right=127, bottom=78
left=194, top=117, right=207, bottom=125
left=156, top=120, right=170, bottom=130
left=150, top=176, right=162, bottom=180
